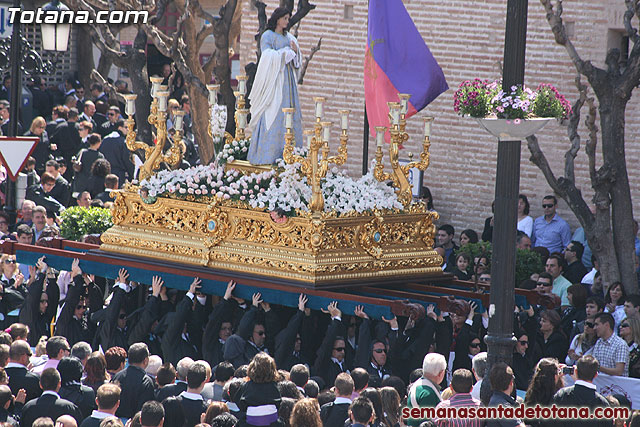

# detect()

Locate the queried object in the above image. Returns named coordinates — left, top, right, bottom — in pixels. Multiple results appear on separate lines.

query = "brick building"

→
left=238, top=0, right=640, bottom=239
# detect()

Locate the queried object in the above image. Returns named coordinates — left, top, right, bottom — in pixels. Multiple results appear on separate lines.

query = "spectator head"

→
left=96, top=383, right=121, bottom=412
left=145, top=355, right=163, bottom=378
left=349, top=396, right=375, bottom=425
left=104, top=346, right=127, bottom=373
left=250, top=322, right=266, bottom=348
left=540, top=310, right=561, bottom=334
left=52, top=105, right=69, bottom=120
left=371, top=339, right=388, bottom=368
left=104, top=174, right=119, bottom=190
left=576, top=355, right=600, bottom=382
left=55, top=414, right=78, bottom=427
left=186, top=361, right=210, bottom=391
left=20, top=199, right=35, bottom=221
left=86, top=351, right=108, bottom=384
left=91, top=158, right=111, bottom=178
left=524, top=358, right=563, bottom=406
left=202, top=401, right=229, bottom=424
left=0, top=344, right=9, bottom=367
left=518, top=194, right=530, bottom=215
left=536, top=272, right=554, bottom=293
left=289, top=364, right=309, bottom=388
left=351, top=367, right=369, bottom=392
left=437, top=224, right=455, bottom=247
left=317, top=390, right=335, bottom=407
left=40, top=172, right=56, bottom=191
left=303, top=379, right=319, bottom=398
left=594, top=312, right=616, bottom=338
left=360, top=388, right=383, bottom=423
left=382, top=375, right=406, bottom=400
left=471, top=351, right=488, bottom=380
left=451, top=368, right=474, bottom=394
left=489, top=362, right=514, bottom=394
left=460, top=229, right=479, bottom=246
left=70, top=341, right=92, bottom=366
left=40, top=367, right=61, bottom=392
left=223, top=377, right=246, bottom=404
left=107, top=106, right=120, bottom=123
left=141, top=400, right=164, bottom=427
left=9, top=339, right=32, bottom=366
left=565, top=241, right=584, bottom=263
left=77, top=191, right=92, bottom=208
left=334, top=372, right=354, bottom=398
left=209, top=413, right=239, bottom=427
left=176, top=357, right=194, bottom=381
left=68, top=107, right=78, bottom=120
left=155, top=363, right=176, bottom=387
left=422, top=353, right=447, bottom=385
left=46, top=336, right=70, bottom=360
left=161, top=396, right=185, bottom=427
left=624, top=294, right=640, bottom=319
left=0, top=333, right=9, bottom=347
left=7, top=323, right=29, bottom=342
left=16, top=224, right=33, bottom=244
left=516, top=231, right=532, bottom=250
left=567, top=284, right=588, bottom=309
left=214, top=361, right=235, bottom=383
left=87, top=132, right=101, bottom=147
left=290, top=398, right=321, bottom=427
left=128, top=343, right=150, bottom=367
left=57, top=356, right=83, bottom=384
left=277, top=380, right=303, bottom=400
left=234, top=365, right=248, bottom=378
left=29, top=116, right=46, bottom=134
left=586, top=296, right=605, bottom=316
left=32, top=206, right=47, bottom=229
left=380, top=386, right=402, bottom=427
left=0, top=384, right=12, bottom=410
left=247, top=352, right=277, bottom=384
left=83, top=100, right=95, bottom=116
left=605, top=282, right=627, bottom=306
left=545, top=253, right=565, bottom=279
left=33, top=418, right=55, bottom=427
left=542, top=195, right=558, bottom=217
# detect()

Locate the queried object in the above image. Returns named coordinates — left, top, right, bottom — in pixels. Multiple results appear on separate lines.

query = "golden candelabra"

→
left=124, top=77, right=185, bottom=181
left=374, top=95, right=433, bottom=208
left=282, top=98, right=350, bottom=216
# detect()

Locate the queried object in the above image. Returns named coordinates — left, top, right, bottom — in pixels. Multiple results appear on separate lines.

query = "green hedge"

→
left=60, top=206, right=113, bottom=241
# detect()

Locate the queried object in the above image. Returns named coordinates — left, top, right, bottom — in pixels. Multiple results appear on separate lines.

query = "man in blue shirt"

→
left=532, top=195, right=572, bottom=254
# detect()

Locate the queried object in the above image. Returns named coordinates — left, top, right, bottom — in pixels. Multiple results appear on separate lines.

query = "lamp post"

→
left=3, top=0, right=70, bottom=225
left=480, top=0, right=528, bottom=404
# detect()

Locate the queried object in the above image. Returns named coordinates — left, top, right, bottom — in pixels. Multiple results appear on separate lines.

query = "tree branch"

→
left=289, top=0, right=316, bottom=29
left=624, top=0, right=640, bottom=44
left=564, top=75, right=588, bottom=182
left=298, top=37, right=321, bottom=85
left=540, top=0, right=604, bottom=83
left=196, top=23, right=213, bottom=52
left=90, top=70, right=124, bottom=103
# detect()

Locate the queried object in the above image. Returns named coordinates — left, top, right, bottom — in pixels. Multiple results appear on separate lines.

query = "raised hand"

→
left=252, top=292, right=263, bottom=307
left=152, top=276, right=164, bottom=297
left=354, top=305, right=369, bottom=319
left=15, top=388, right=26, bottom=404
left=36, top=256, right=47, bottom=273
left=224, top=280, right=236, bottom=300
left=189, top=277, right=201, bottom=295
left=298, top=294, right=308, bottom=312
left=117, top=268, right=129, bottom=284
left=70, top=258, right=82, bottom=279
left=426, top=305, right=437, bottom=321
left=382, top=315, right=399, bottom=329
left=83, top=273, right=95, bottom=285
left=468, top=301, right=478, bottom=320
left=321, top=301, right=341, bottom=319
left=13, top=272, right=24, bottom=288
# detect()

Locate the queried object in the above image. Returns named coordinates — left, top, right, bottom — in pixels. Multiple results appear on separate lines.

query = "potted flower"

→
left=453, top=79, right=572, bottom=140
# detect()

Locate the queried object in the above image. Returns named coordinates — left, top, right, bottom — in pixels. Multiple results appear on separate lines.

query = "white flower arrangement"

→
left=140, top=153, right=403, bottom=216
left=215, top=138, right=251, bottom=166
left=210, top=104, right=227, bottom=139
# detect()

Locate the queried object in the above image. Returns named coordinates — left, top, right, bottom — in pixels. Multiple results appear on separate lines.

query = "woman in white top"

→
left=517, top=194, right=533, bottom=237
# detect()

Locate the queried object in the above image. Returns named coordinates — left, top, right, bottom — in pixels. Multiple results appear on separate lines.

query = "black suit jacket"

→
left=59, top=383, right=97, bottom=420
left=176, top=394, right=208, bottom=427
left=155, top=381, right=187, bottom=402
left=320, top=401, right=350, bottom=427
left=20, top=391, right=83, bottom=427
left=112, top=365, right=155, bottom=419
left=551, top=383, right=610, bottom=427
left=5, top=365, right=42, bottom=402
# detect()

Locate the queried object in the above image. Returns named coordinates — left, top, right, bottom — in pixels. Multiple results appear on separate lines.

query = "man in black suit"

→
left=551, top=355, right=611, bottom=427
left=176, top=361, right=210, bottom=427
left=20, top=368, right=82, bottom=427
left=141, top=401, right=164, bottom=427
left=79, top=383, right=120, bottom=427
left=320, top=373, right=353, bottom=427
left=5, top=340, right=41, bottom=402
left=314, top=302, right=350, bottom=388
left=0, top=100, right=22, bottom=136
left=112, top=342, right=155, bottom=419
left=155, top=357, right=192, bottom=402
left=0, top=385, right=18, bottom=426
left=98, top=119, right=134, bottom=187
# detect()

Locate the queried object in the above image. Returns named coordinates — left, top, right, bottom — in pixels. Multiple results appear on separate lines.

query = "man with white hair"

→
left=156, top=357, right=193, bottom=401
left=406, top=352, right=446, bottom=426
left=470, top=352, right=487, bottom=400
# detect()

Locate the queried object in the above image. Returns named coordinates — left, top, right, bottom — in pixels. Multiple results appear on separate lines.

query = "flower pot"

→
left=475, top=118, right=553, bottom=141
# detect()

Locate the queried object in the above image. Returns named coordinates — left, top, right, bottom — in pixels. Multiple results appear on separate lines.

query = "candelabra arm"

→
left=162, top=131, right=185, bottom=168
left=138, top=110, right=169, bottom=182
left=387, top=131, right=413, bottom=208
left=125, top=117, right=153, bottom=157
left=373, top=146, right=395, bottom=185
left=326, top=131, right=349, bottom=166
left=282, top=129, right=305, bottom=166
left=401, top=135, right=431, bottom=174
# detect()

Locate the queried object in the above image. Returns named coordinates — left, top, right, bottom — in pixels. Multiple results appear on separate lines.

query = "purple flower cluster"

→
left=536, top=83, right=572, bottom=119
left=453, top=79, right=495, bottom=117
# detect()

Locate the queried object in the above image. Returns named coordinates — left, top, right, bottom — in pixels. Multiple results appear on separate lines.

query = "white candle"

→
left=424, top=117, right=434, bottom=138
left=388, top=102, right=401, bottom=125
left=283, top=108, right=294, bottom=129
left=173, top=111, right=185, bottom=131
left=313, top=97, right=325, bottom=120
left=207, top=84, right=220, bottom=105
left=124, top=94, right=137, bottom=116
left=238, top=109, right=248, bottom=129
left=157, top=91, right=169, bottom=112
left=237, top=76, right=247, bottom=96
left=321, top=122, right=331, bottom=142
left=150, top=77, right=163, bottom=98
left=339, top=110, right=349, bottom=131
left=375, top=126, right=386, bottom=147
left=399, top=94, right=410, bottom=115
left=304, top=130, right=313, bottom=149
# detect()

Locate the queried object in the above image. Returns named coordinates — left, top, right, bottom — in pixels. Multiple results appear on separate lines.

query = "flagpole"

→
left=362, top=0, right=370, bottom=176
left=362, top=103, right=369, bottom=175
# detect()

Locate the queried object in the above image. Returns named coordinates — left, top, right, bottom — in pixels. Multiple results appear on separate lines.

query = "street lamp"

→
left=41, top=0, right=71, bottom=52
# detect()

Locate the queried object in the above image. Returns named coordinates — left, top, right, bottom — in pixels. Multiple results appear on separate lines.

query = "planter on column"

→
left=475, top=118, right=552, bottom=141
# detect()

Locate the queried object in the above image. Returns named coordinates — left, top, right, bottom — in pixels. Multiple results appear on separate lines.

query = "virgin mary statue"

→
left=247, top=7, right=304, bottom=165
